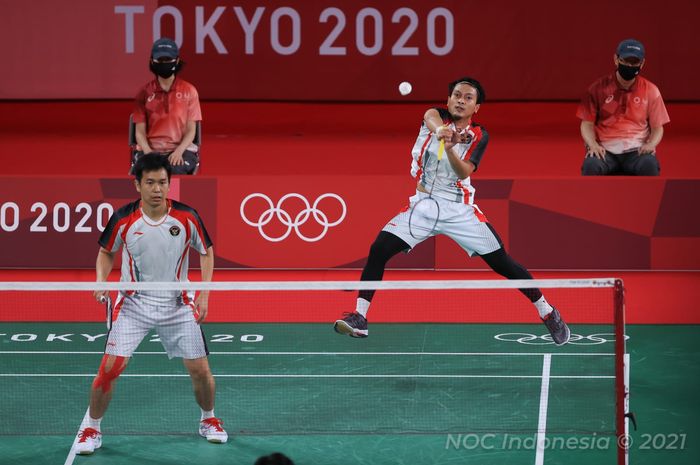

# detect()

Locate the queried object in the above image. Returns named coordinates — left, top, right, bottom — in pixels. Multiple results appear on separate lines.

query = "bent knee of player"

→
left=92, top=354, right=128, bottom=393
left=184, top=357, right=212, bottom=380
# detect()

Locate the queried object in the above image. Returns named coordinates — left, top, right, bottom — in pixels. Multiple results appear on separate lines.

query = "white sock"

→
left=86, top=414, right=102, bottom=431
left=534, top=296, right=553, bottom=319
left=201, top=409, right=215, bottom=421
left=355, top=298, right=370, bottom=318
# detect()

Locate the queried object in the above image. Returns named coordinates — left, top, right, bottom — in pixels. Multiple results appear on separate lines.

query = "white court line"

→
left=0, top=373, right=612, bottom=379
left=535, top=354, right=552, bottom=465
left=63, top=407, right=89, bottom=465
left=0, top=350, right=615, bottom=356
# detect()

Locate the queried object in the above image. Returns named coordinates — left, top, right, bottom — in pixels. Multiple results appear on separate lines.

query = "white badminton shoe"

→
left=74, top=427, right=102, bottom=455
left=199, top=417, right=228, bottom=443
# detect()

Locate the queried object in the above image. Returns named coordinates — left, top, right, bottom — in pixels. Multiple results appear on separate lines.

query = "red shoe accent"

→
left=78, top=428, right=100, bottom=442
left=201, top=417, right=224, bottom=432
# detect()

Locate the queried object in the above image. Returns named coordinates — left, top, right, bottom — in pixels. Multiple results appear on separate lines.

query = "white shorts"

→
left=105, top=295, right=208, bottom=360
left=382, top=191, right=502, bottom=256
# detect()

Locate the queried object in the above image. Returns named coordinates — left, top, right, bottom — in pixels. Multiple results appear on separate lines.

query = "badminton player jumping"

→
left=333, top=77, right=570, bottom=345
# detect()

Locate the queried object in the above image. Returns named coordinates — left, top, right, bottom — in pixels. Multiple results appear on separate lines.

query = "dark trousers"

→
left=581, top=151, right=659, bottom=176
left=134, top=150, right=199, bottom=175
left=358, top=231, right=542, bottom=304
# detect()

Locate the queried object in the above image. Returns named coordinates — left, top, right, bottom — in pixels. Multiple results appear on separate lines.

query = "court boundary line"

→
left=535, top=354, right=552, bottom=465
left=0, top=373, right=613, bottom=379
left=63, top=407, right=88, bottom=465
left=0, top=350, right=615, bottom=356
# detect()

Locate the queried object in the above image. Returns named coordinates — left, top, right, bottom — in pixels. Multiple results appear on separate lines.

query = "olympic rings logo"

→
left=240, top=193, right=347, bottom=242
left=494, top=333, right=629, bottom=345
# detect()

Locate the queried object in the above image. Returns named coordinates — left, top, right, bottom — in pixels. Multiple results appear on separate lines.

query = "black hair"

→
left=133, top=154, right=172, bottom=182
left=448, top=77, right=485, bottom=104
left=254, top=453, right=295, bottom=465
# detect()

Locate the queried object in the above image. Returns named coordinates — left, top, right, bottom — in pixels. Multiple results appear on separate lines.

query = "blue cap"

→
left=616, top=39, right=645, bottom=60
left=151, top=38, right=179, bottom=59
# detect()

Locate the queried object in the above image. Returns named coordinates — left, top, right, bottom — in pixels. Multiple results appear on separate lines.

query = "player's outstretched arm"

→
left=195, top=246, right=214, bottom=323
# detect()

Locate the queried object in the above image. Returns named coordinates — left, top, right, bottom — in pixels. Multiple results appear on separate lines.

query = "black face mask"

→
left=617, top=63, right=641, bottom=81
left=150, top=60, right=178, bottom=78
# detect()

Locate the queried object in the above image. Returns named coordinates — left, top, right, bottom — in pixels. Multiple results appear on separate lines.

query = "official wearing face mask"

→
left=132, top=38, right=202, bottom=175
left=576, top=39, right=670, bottom=176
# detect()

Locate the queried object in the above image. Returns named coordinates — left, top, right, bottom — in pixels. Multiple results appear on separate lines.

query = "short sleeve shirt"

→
left=576, top=73, right=670, bottom=154
left=410, top=108, right=489, bottom=204
left=133, top=78, right=202, bottom=153
left=98, top=199, right=212, bottom=304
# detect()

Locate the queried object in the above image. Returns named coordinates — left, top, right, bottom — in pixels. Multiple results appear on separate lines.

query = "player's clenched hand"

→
left=93, top=290, right=109, bottom=303
left=435, top=125, right=454, bottom=142
left=195, top=294, right=209, bottom=324
left=456, top=128, right=469, bottom=144
left=585, top=143, right=607, bottom=160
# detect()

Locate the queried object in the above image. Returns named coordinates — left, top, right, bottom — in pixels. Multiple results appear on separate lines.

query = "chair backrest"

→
left=193, top=120, right=202, bottom=146
left=128, top=114, right=136, bottom=146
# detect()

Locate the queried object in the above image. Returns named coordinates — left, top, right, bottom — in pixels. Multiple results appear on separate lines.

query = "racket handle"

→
left=99, top=296, right=106, bottom=303
left=438, top=139, right=445, bottom=160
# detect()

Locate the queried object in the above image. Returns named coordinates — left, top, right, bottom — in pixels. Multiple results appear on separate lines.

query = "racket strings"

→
left=409, top=136, right=444, bottom=240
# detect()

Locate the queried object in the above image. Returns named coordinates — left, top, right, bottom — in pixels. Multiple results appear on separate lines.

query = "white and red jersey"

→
left=410, top=108, right=489, bottom=204
left=98, top=199, right=212, bottom=305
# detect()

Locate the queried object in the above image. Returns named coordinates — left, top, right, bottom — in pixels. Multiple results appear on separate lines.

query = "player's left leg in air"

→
left=447, top=213, right=571, bottom=346
left=480, top=247, right=571, bottom=345
left=334, top=231, right=409, bottom=338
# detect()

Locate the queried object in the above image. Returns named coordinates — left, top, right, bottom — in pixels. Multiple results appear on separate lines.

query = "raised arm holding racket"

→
left=334, top=76, right=570, bottom=346
left=408, top=120, right=474, bottom=240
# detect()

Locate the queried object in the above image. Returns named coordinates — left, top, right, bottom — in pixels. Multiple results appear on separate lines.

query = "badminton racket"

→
left=408, top=138, right=445, bottom=240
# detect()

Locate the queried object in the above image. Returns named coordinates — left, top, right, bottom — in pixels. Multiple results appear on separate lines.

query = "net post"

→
left=614, top=278, right=628, bottom=465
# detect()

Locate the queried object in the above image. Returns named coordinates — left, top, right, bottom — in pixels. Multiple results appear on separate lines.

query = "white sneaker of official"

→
left=74, top=427, right=103, bottom=454
left=199, top=417, right=228, bottom=443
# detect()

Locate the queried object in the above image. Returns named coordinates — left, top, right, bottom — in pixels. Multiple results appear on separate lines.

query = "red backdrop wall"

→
left=1, top=0, right=698, bottom=101
left=1, top=176, right=697, bottom=270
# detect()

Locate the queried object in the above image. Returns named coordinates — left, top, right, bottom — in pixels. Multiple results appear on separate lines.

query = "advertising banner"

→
left=2, top=0, right=698, bottom=100
left=1, top=176, right=698, bottom=270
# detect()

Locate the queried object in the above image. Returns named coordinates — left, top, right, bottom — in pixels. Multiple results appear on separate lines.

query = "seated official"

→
left=133, top=37, right=202, bottom=175
left=577, top=38, right=670, bottom=176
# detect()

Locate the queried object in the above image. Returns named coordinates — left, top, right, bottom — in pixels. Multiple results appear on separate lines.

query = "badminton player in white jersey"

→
left=74, top=155, right=227, bottom=455
left=334, top=77, right=570, bottom=345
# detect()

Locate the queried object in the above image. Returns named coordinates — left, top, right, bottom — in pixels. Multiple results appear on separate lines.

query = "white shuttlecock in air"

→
left=399, top=81, right=412, bottom=96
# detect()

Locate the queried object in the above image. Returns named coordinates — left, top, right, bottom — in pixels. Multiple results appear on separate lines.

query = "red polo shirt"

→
left=577, top=73, right=670, bottom=154
left=133, top=78, right=202, bottom=153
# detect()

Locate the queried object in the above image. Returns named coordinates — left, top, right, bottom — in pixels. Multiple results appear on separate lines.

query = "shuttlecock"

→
left=399, top=81, right=412, bottom=96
